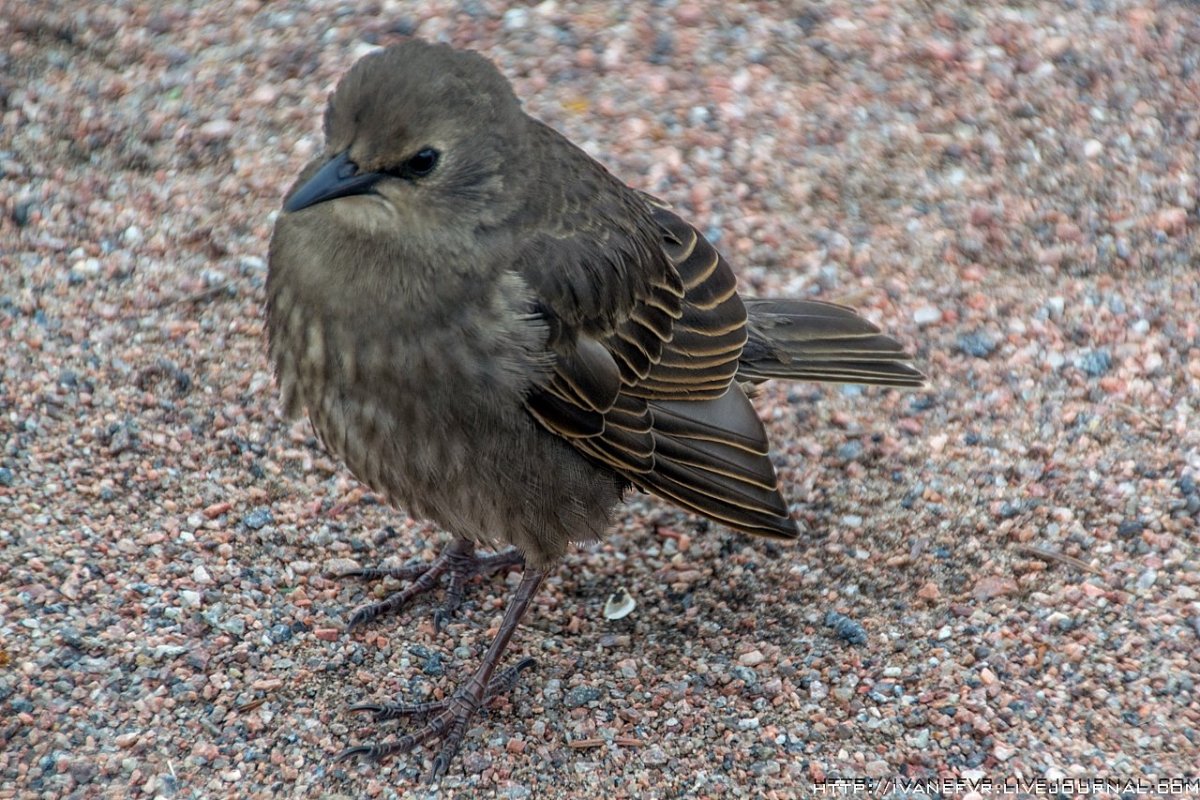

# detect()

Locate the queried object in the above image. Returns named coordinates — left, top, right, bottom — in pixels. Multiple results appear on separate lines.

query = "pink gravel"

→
left=2, top=1, right=1197, bottom=798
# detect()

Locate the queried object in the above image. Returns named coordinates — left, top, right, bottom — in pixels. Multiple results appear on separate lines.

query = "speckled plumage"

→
left=266, top=259, right=626, bottom=568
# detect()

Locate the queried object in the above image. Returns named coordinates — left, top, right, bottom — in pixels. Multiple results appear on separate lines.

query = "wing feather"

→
left=516, top=136, right=918, bottom=539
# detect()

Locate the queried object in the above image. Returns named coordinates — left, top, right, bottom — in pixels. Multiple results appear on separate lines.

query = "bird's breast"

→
left=267, top=273, right=548, bottom=511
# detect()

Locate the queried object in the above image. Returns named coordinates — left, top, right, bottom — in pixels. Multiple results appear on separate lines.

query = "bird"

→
left=266, top=38, right=924, bottom=781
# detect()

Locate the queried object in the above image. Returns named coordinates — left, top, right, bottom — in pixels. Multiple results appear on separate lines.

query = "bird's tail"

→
left=737, top=298, right=925, bottom=387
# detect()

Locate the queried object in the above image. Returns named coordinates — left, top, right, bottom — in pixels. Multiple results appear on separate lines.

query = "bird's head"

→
left=282, top=40, right=527, bottom=234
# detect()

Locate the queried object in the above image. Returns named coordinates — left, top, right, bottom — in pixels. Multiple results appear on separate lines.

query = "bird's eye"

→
left=404, top=148, right=439, bottom=178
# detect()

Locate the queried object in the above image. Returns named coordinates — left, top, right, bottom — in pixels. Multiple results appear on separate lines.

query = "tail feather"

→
left=738, top=298, right=925, bottom=387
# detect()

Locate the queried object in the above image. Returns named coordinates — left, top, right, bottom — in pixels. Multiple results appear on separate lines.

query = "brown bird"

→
left=267, top=39, right=923, bottom=779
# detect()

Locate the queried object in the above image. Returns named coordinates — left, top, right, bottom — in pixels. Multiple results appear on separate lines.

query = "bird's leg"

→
left=338, top=567, right=546, bottom=782
left=341, top=537, right=525, bottom=631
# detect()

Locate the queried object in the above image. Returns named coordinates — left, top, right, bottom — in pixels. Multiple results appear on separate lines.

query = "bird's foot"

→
left=337, top=657, right=537, bottom=781
left=340, top=538, right=525, bottom=632
left=337, top=568, right=547, bottom=782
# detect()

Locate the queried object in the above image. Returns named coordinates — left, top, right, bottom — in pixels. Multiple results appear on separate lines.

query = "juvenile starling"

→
left=267, top=39, right=923, bottom=779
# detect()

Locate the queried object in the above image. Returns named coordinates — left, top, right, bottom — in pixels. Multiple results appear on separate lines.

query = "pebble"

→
left=1075, top=349, right=1113, bottom=377
left=913, top=305, right=942, bottom=326
left=199, top=118, right=234, bottom=140
left=642, top=746, right=669, bottom=766
left=739, top=649, right=765, bottom=667
left=837, top=440, right=864, bottom=462
left=565, top=685, right=601, bottom=708
left=957, top=331, right=997, bottom=358
left=1154, top=206, right=1188, bottom=235
left=502, top=8, right=528, bottom=30
left=824, top=612, right=868, bottom=645
left=243, top=508, right=274, bottom=530
left=71, top=258, right=102, bottom=279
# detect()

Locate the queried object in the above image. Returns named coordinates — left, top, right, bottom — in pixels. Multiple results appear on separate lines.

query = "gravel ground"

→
left=3, top=1, right=1198, bottom=798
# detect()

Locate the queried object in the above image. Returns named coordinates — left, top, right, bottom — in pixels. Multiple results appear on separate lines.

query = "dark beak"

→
left=283, top=151, right=385, bottom=213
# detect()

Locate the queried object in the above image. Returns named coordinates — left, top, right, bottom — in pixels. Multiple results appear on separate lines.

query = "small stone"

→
left=324, top=558, right=359, bottom=575
left=239, top=255, right=266, bottom=273
left=251, top=85, right=278, bottom=105
left=957, top=331, right=997, bottom=358
left=198, top=119, right=234, bottom=140
left=243, top=508, right=274, bottom=530
left=501, top=7, right=528, bottom=29
left=913, top=305, right=941, bottom=326
left=674, top=3, right=704, bottom=26
left=972, top=576, right=1018, bottom=602
left=1135, top=569, right=1157, bottom=591
left=824, top=611, right=867, bottom=645
left=192, top=565, right=211, bottom=584
left=71, top=258, right=103, bottom=279
left=1075, top=349, right=1112, bottom=377
left=268, top=623, right=294, bottom=644
left=215, top=617, right=241, bottom=636
left=739, top=649, right=765, bottom=667
left=1116, top=519, right=1144, bottom=538
left=202, top=502, right=231, bottom=519
left=11, top=199, right=34, bottom=226
left=565, top=685, right=601, bottom=708
left=1154, top=206, right=1187, bottom=235
left=837, top=440, right=864, bottom=462
left=642, top=745, right=669, bottom=765
left=180, top=590, right=202, bottom=607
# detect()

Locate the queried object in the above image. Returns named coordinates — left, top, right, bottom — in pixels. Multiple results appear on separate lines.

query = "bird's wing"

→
left=518, top=180, right=797, bottom=539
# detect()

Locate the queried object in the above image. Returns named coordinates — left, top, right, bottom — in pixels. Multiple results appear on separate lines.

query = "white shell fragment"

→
left=603, top=586, right=637, bottom=620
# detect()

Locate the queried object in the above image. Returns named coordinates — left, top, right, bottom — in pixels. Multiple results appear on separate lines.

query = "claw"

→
left=336, top=568, right=546, bottom=781
left=342, top=538, right=524, bottom=631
